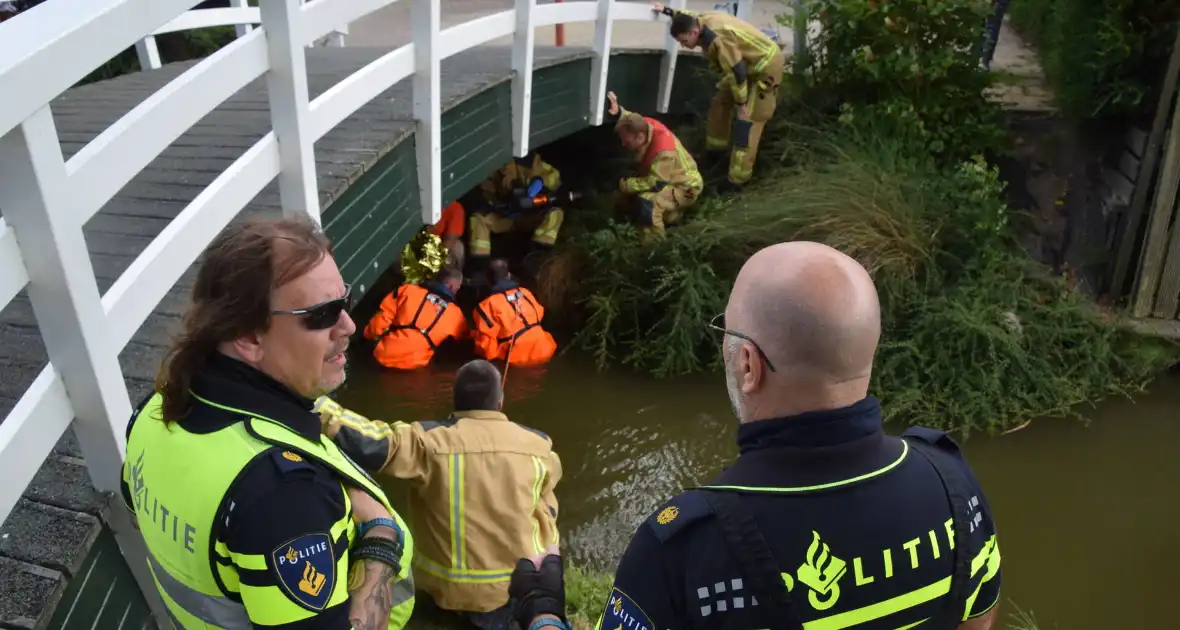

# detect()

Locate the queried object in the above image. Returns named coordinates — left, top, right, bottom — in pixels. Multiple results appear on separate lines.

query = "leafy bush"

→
left=540, top=119, right=1177, bottom=434
left=790, top=0, right=1006, bottom=158
left=1009, top=0, right=1179, bottom=119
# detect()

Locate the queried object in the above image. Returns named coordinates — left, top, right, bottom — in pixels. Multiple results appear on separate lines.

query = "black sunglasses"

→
left=272, top=284, right=353, bottom=330
left=708, top=312, right=777, bottom=372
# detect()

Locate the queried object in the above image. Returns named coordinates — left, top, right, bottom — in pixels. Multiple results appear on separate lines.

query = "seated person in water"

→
left=315, top=360, right=562, bottom=630
left=473, top=258, right=557, bottom=367
left=429, top=200, right=467, bottom=270
left=363, top=267, right=467, bottom=370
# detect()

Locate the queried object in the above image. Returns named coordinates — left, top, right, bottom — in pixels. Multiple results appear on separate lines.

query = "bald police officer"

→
left=592, top=242, right=1002, bottom=629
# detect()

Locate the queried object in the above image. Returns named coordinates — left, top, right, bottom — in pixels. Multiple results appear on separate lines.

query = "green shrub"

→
left=564, top=565, right=612, bottom=630
left=790, top=0, right=1006, bottom=159
left=1009, top=0, right=1179, bottom=119
left=542, top=120, right=1178, bottom=434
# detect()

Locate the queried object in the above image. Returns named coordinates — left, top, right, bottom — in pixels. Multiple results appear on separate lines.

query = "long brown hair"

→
left=155, top=216, right=332, bottom=421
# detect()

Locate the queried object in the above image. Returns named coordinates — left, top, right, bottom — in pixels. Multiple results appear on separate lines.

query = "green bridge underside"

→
left=0, top=45, right=710, bottom=628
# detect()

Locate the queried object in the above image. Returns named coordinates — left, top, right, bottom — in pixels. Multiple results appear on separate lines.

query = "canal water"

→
left=336, top=349, right=1180, bottom=629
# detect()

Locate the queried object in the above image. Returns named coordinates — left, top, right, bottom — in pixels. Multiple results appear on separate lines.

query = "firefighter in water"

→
left=473, top=259, right=557, bottom=367
left=606, top=90, right=703, bottom=234
left=468, top=154, right=565, bottom=273
left=314, top=359, right=562, bottom=630
left=363, top=267, right=467, bottom=370
left=654, top=2, right=785, bottom=190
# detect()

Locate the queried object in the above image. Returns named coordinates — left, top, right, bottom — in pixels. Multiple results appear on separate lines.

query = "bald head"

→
left=728, top=242, right=881, bottom=386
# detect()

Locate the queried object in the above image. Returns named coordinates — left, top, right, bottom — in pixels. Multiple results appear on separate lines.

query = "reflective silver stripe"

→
left=391, top=571, right=415, bottom=608
left=145, top=549, right=251, bottom=629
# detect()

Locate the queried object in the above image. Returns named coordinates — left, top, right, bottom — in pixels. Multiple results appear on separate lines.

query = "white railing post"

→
left=735, top=0, right=754, bottom=22
left=0, top=109, right=173, bottom=623
left=259, top=0, right=321, bottom=223
left=413, top=0, right=442, bottom=224
left=0, top=108, right=130, bottom=495
left=328, top=24, right=349, bottom=48
left=135, top=36, right=162, bottom=71
left=511, top=0, right=537, bottom=157
left=588, top=0, right=616, bottom=126
left=656, top=0, right=686, bottom=113
left=231, top=0, right=254, bottom=37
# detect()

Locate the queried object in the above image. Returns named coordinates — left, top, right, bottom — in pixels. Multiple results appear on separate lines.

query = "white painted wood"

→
left=0, top=0, right=197, bottom=137
left=309, top=45, right=415, bottom=140
left=327, top=24, right=348, bottom=48
left=0, top=107, right=131, bottom=495
left=103, top=134, right=282, bottom=350
left=0, top=219, right=30, bottom=311
left=0, top=367, right=74, bottom=529
left=735, top=0, right=753, bottom=22
left=612, top=2, right=664, bottom=21
left=67, top=30, right=270, bottom=225
left=302, top=0, right=396, bottom=45
left=533, top=1, right=597, bottom=26
left=589, top=0, right=616, bottom=127
left=153, top=7, right=261, bottom=35
left=134, top=36, right=162, bottom=71
left=260, top=0, right=321, bottom=222
left=412, top=0, right=442, bottom=225
left=231, top=0, right=255, bottom=37
left=511, top=0, right=536, bottom=158
left=656, top=0, right=686, bottom=113
left=440, top=11, right=515, bottom=60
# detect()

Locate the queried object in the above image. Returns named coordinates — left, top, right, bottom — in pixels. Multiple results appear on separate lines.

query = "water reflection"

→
left=337, top=346, right=1180, bottom=629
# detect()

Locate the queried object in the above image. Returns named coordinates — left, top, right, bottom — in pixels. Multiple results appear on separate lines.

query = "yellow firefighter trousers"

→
left=468, top=209, right=564, bottom=257
left=706, top=51, right=786, bottom=185
left=617, top=186, right=698, bottom=233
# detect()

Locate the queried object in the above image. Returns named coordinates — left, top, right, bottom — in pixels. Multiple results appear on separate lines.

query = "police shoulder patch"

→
left=902, top=426, right=963, bottom=456
left=645, top=490, right=713, bottom=543
left=601, top=587, right=655, bottom=630
left=271, top=532, right=335, bottom=611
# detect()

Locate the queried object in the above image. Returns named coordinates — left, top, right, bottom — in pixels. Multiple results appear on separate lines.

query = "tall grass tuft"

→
left=540, top=118, right=1178, bottom=435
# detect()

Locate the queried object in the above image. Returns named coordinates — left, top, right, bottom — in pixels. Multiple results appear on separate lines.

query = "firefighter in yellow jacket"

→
left=468, top=153, right=565, bottom=272
left=606, top=90, right=703, bottom=233
left=315, top=359, right=562, bottom=630
left=655, top=3, right=785, bottom=189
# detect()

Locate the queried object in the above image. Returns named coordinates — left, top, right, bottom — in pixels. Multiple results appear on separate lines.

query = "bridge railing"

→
left=0, top=0, right=711, bottom=617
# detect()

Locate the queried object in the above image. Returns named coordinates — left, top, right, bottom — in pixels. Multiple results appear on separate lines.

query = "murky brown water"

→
left=336, top=350, right=1180, bottom=629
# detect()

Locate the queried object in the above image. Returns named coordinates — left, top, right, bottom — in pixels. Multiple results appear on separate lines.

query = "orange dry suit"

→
left=364, top=280, right=468, bottom=369
left=473, top=280, right=557, bottom=366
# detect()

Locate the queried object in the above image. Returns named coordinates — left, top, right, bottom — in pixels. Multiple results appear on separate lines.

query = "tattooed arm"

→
left=346, top=487, right=403, bottom=630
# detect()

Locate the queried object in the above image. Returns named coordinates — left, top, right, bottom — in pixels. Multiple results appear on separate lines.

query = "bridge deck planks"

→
left=0, top=44, right=592, bottom=625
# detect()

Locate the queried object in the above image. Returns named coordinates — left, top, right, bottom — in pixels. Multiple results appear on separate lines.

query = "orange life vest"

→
left=473, top=283, right=557, bottom=367
left=641, top=118, right=679, bottom=170
left=363, top=283, right=468, bottom=370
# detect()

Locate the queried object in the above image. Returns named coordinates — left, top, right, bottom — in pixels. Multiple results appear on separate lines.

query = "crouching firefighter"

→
left=364, top=266, right=468, bottom=370
left=606, top=90, right=703, bottom=233
left=656, top=2, right=785, bottom=190
left=121, top=216, right=415, bottom=629
left=474, top=259, right=557, bottom=366
left=468, top=154, right=573, bottom=273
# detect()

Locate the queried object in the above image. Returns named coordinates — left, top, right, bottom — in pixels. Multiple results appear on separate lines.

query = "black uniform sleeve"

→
left=596, top=524, right=681, bottom=630
left=221, top=451, right=353, bottom=630
left=959, top=470, right=1002, bottom=619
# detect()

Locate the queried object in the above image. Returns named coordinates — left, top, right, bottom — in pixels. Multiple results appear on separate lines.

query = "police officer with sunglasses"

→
left=121, top=217, right=416, bottom=629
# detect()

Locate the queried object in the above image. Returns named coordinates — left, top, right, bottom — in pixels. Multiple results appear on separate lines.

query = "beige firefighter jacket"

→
left=316, top=400, right=562, bottom=614
left=691, top=11, right=782, bottom=105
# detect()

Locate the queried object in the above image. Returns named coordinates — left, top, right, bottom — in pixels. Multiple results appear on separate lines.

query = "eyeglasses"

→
left=272, top=284, right=352, bottom=330
left=708, top=312, right=777, bottom=372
